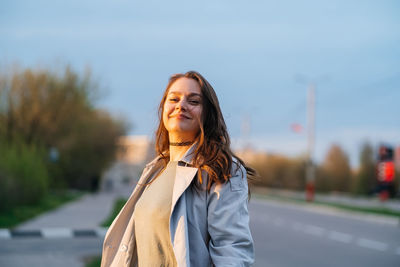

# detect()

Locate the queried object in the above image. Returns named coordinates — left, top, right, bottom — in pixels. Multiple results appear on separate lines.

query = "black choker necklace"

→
left=170, top=141, right=194, bottom=146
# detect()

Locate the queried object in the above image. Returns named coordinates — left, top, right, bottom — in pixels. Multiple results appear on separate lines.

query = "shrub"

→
left=0, top=65, right=128, bottom=191
left=0, top=140, right=49, bottom=211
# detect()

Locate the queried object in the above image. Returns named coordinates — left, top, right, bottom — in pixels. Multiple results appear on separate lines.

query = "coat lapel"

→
left=171, top=165, right=198, bottom=214
left=171, top=142, right=199, bottom=213
left=103, top=156, right=163, bottom=244
left=102, top=143, right=199, bottom=267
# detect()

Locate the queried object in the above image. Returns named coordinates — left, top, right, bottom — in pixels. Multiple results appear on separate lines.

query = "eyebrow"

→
left=168, top=91, right=202, bottom=97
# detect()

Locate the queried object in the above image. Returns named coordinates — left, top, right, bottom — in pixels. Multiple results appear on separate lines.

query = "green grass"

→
left=100, top=198, right=128, bottom=227
left=254, top=193, right=400, bottom=218
left=0, top=190, right=84, bottom=228
left=85, top=255, right=101, bottom=267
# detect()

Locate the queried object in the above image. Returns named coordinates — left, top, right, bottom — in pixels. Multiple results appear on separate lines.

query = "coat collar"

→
left=178, top=141, right=198, bottom=166
left=145, top=141, right=198, bottom=168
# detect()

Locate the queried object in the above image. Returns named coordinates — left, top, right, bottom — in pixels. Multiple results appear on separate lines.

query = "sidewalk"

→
left=16, top=185, right=132, bottom=231
left=17, top=192, right=123, bottom=230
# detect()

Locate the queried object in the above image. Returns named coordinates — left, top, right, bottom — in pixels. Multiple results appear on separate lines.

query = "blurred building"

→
left=101, top=135, right=155, bottom=193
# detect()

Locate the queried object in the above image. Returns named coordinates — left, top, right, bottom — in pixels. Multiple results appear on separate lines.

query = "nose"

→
left=175, top=99, right=187, bottom=111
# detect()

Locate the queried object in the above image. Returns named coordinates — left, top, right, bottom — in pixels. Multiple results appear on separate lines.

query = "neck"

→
left=168, top=133, right=196, bottom=162
left=169, top=144, right=191, bottom=162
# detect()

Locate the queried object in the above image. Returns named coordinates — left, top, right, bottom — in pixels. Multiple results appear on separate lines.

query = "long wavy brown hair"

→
left=155, top=71, right=256, bottom=191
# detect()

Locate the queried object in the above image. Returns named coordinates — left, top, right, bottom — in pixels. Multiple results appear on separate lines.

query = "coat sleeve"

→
left=207, top=163, right=254, bottom=267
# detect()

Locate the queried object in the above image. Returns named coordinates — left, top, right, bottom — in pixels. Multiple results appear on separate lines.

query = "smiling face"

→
left=162, top=77, right=203, bottom=142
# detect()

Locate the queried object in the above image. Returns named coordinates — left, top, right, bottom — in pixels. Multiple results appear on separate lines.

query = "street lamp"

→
left=294, top=74, right=329, bottom=202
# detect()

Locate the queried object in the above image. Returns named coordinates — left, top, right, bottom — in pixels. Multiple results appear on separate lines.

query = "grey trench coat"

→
left=101, top=145, right=254, bottom=267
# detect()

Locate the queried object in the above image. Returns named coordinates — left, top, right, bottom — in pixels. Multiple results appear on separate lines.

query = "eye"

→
left=189, top=99, right=201, bottom=105
left=168, top=97, right=179, bottom=102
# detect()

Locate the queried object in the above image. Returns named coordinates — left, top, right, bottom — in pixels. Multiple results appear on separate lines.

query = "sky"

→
left=1, top=0, right=399, bottom=167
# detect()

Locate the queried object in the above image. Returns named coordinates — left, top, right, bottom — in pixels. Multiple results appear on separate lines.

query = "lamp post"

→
left=294, top=74, right=328, bottom=202
left=305, top=84, right=315, bottom=202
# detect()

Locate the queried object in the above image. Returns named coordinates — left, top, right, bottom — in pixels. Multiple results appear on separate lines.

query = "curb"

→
left=0, top=227, right=108, bottom=239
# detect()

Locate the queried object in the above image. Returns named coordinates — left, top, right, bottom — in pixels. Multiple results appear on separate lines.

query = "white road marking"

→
left=356, top=238, right=388, bottom=252
left=0, top=229, right=11, bottom=239
left=304, top=225, right=325, bottom=237
left=42, top=228, right=73, bottom=238
left=328, top=231, right=353, bottom=243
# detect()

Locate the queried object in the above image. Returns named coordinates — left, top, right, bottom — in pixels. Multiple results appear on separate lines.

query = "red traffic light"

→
left=378, top=161, right=395, bottom=182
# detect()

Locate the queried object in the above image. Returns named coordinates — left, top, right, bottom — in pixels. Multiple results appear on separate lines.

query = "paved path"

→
left=18, top=193, right=118, bottom=230
left=17, top=186, right=132, bottom=230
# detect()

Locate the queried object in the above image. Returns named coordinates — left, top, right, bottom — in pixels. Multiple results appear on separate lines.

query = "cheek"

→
left=162, top=113, right=167, bottom=129
left=162, top=106, right=171, bottom=127
left=193, top=107, right=203, bottom=128
left=195, top=107, right=203, bottom=120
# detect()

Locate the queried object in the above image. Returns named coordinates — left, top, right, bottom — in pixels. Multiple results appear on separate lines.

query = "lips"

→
left=171, top=113, right=191, bottom=119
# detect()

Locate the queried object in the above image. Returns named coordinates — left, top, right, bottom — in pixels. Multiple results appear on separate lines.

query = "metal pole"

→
left=241, top=112, right=251, bottom=150
left=306, top=83, right=315, bottom=201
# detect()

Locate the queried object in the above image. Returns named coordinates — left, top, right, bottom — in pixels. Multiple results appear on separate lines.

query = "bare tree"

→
left=354, top=142, right=377, bottom=195
left=320, top=144, right=352, bottom=192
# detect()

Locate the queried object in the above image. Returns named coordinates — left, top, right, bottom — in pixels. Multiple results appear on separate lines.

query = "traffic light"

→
left=377, top=161, right=395, bottom=182
left=377, top=145, right=396, bottom=199
left=378, top=146, right=393, bottom=161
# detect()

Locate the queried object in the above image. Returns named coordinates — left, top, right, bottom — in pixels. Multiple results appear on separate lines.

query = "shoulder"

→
left=231, top=156, right=246, bottom=179
left=206, top=158, right=250, bottom=219
left=229, top=158, right=248, bottom=192
left=208, top=157, right=248, bottom=195
left=144, top=155, right=163, bottom=169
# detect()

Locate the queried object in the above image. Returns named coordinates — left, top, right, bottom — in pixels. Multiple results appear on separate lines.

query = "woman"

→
left=101, top=71, right=255, bottom=267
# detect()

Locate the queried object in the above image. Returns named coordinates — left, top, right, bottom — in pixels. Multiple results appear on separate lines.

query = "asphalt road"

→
left=250, top=198, right=400, bottom=267
left=1, top=198, right=399, bottom=267
left=0, top=237, right=101, bottom=267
